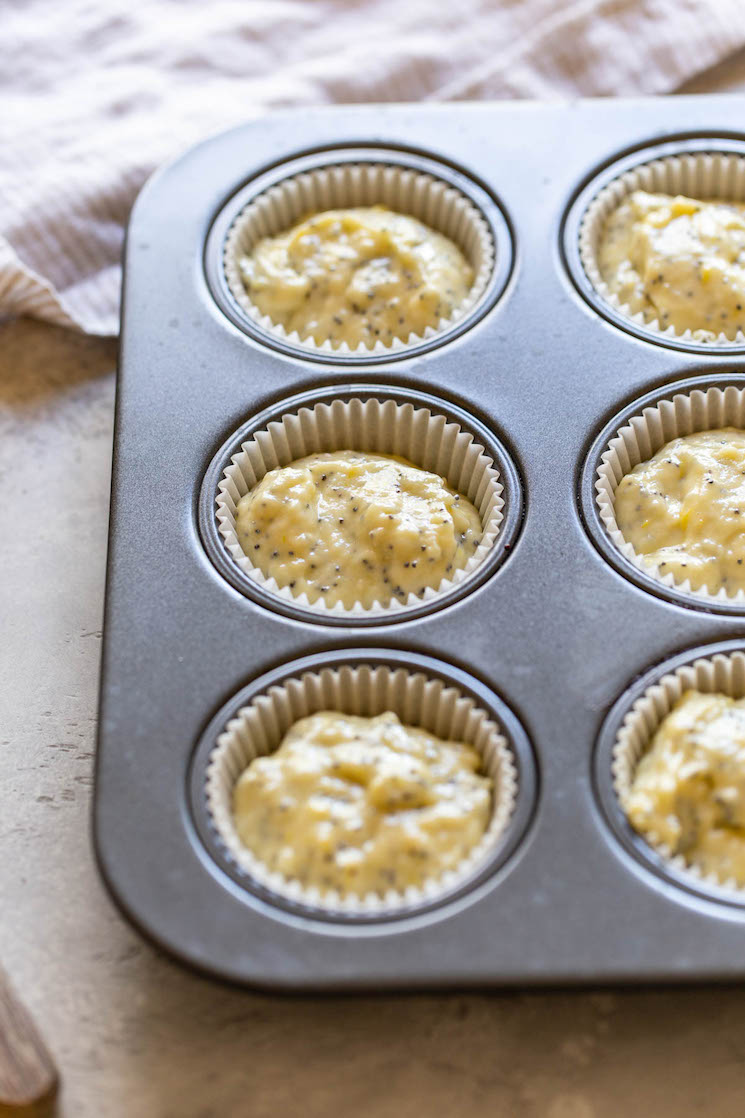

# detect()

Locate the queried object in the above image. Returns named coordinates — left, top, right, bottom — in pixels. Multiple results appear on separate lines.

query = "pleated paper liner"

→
left=579, top=150, right=745, bottom=346
left=205, top=662, right=518, bottom=916
left=216, top=394, right=504, bottom=618
left=222, top=160, right=494, bottom=355
left=612, top=649, right=745, bottom=895
left=596, top=383, right=745, bottom=605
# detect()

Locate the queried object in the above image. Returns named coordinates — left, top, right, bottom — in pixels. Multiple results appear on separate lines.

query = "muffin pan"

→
left=596, top=641, right=745, bottom=907
left=200, top=385, right=521, bottom=623
left=194, top=651, right=533, bottom=919
left=97, top=96, right=745, bottom=990
left=206, top=147, right=512, bottom=361
left=565, top=137, right=745, bottom=353
left=581, top=373, right=745, bottom=612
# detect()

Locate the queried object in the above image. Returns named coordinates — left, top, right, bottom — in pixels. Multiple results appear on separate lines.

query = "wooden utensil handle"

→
left=0, top=967, right=57, bottom=1113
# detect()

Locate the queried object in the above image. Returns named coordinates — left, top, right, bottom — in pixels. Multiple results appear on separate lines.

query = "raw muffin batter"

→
left=232, top=711, right=492, bottom=896
left=614, top=428, right=745, bottom=594
left=238, top=205, right=473, bottom=348
left=598, top=190, right=745, bottom=340
left=234, top=450, right=483, bottom=608
left=623, top=690, right=745, bottom=886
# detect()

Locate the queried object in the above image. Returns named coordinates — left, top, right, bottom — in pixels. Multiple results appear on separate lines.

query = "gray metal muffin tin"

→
left=96, top=96, right=745, bottom=990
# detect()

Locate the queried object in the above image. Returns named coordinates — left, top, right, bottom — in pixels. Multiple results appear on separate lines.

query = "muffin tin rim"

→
left=579, top=370, right=745, bottom=616
left=203, top=143, right=515, bottom=364
left=187, top=646, right=539, bottom=927
left=562, top=133, right=745, bottom=355
left=197, top=382, right=525, bottom=627
left=593, top=638, right=745, bottom=913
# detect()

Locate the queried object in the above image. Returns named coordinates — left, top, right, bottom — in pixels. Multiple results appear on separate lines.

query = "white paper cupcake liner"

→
left=612, top=649, right=745, bottom=895
left=579, top=150, right=745, bottom=345
left=596, top=384, right=745, bottom=604
left=223, top=160, right=494, bottom=355
left=205, top=662, right=518, bottom=915
left=216, top=395, right=504, bottom=617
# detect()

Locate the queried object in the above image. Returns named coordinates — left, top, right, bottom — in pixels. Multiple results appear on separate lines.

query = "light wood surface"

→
left=0, top=965, right=57, bottom=1113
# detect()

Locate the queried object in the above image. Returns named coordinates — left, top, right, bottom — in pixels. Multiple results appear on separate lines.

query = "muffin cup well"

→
left=222, top=160, right=495, bottom=356
left=612, top=648, right=745, bottom=896
left=215, top=394, right=505, bottom=618
left=205, top=661, right=518, bottom=917
left=579, top=149, right=745, bottom=346
left=595, top=383, right=745, bottom=605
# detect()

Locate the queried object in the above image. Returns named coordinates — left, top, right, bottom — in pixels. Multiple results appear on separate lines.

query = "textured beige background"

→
left=6, top=63, right=745, bottom=1116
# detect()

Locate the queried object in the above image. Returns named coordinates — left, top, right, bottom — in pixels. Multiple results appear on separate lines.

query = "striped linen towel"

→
left=2, top=0, right=745, bottom=337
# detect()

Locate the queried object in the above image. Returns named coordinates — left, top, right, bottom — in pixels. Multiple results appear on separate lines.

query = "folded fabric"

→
left=2, top=0, right=745, bottom=336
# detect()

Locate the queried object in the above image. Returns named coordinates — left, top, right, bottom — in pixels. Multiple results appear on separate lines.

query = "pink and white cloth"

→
left=2, top=0, right=745, bottom=336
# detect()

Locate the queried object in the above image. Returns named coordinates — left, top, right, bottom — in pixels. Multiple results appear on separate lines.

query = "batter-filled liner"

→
left=613, top=649, right=745, bottom=895
left=215, top=395, right=504, bottom=617
left=205, top=662, right=518, bottom=916
left=596, top=384, right=745, bottom=604
left=579, top=151, right=745, bottom=346
left=222, top=160, right=494, bottom=355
